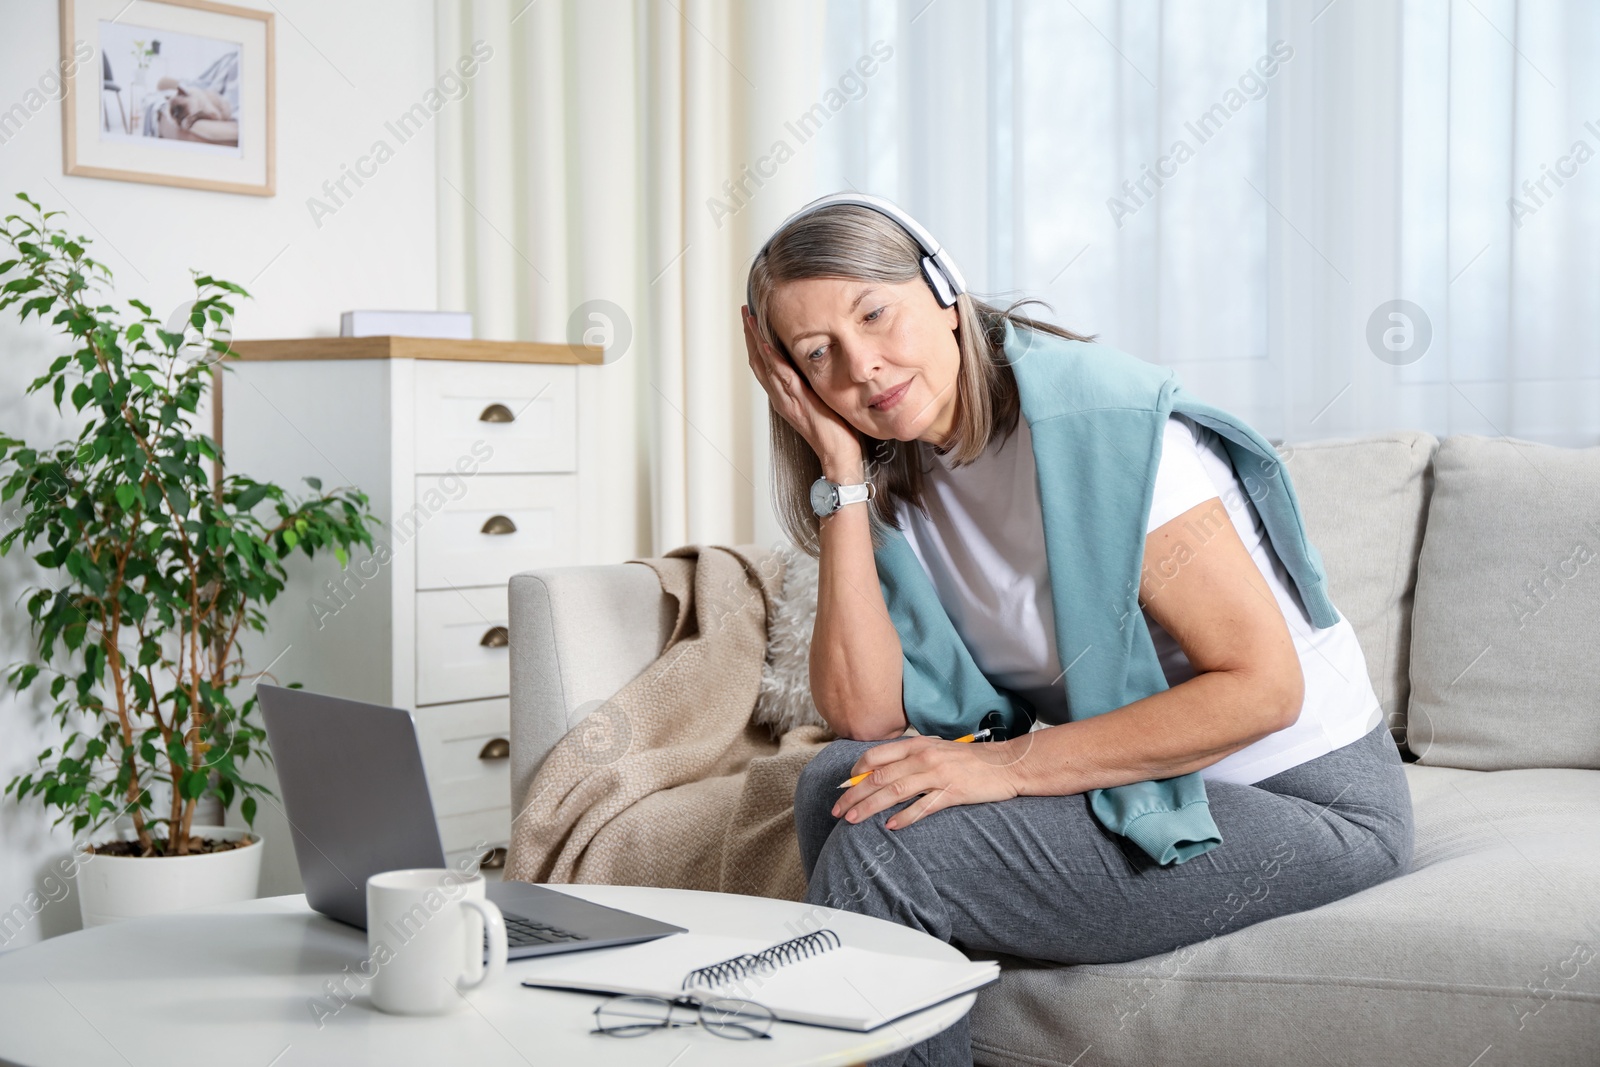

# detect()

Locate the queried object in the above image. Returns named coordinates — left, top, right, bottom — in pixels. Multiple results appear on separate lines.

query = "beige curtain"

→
left=435, top=0, right=826, bottom=561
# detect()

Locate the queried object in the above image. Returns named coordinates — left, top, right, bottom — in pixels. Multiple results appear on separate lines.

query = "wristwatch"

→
left=810, top=475, right=875, bottom=517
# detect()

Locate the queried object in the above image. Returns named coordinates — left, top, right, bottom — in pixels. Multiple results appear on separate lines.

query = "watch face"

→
left=810, top=478, right=835, bottom=516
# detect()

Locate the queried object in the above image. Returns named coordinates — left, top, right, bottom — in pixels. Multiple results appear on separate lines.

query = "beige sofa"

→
left=508, top=431, right=1600, bottom=1067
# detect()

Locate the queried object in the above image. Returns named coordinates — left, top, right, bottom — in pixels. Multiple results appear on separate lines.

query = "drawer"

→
left=414, top=361, right=576, bottom=475
left=416, top=586, right=510, bottom=706
left=439, top=807, right=510, bottom=856
left=414, top=474, right=578, bottom=590
left=414, top=698, right=512, bottom=818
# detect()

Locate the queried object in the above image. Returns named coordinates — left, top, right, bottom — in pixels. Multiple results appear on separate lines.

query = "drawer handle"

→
left=478, top=737, right=510, bottom=760
left=479, top=403, right=516, bottom=423
left=480, top=514, right=517, bottom=536
left=478, top=846, right=507, bottom=870
left=480, top=626, right=509, bottom=648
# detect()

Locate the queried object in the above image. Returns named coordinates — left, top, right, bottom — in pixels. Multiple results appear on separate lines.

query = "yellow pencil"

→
left=836, top=729, right=992, bottom=788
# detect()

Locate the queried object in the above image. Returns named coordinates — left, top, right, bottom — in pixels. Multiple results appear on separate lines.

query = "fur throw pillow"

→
left=752, top=541, right=832, bottom=736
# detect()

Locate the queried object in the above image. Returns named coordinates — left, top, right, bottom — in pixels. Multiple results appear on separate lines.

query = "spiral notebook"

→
left=517, top=928, right=999, bottom=1031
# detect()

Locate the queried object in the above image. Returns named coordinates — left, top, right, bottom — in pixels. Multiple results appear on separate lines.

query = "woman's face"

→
left=766, top=275, right=961, bottom=448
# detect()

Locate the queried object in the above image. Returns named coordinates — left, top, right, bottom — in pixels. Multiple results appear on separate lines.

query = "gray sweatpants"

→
left=793, top=721, right=1415, bottom=1066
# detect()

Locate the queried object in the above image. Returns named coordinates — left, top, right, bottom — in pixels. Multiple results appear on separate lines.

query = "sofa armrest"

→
left=507, top=564, right=676, bottom=815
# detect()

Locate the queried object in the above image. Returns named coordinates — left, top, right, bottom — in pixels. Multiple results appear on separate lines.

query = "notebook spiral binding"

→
left=680, top=928, right=842, bottom=990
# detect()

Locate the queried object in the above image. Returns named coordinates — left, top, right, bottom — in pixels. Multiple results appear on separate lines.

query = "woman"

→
left=742, top=196, right=1415, bottom=1067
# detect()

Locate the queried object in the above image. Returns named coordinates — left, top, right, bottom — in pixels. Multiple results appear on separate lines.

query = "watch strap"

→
left=834, top=482, right=873, bottom=508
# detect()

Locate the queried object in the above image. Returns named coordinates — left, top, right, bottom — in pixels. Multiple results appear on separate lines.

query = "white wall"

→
left=0, top=1, right=439, bottom=950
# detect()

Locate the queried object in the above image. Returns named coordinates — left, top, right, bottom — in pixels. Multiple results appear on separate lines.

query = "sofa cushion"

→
left=1277, top=430, right=1437, bottom=755
left=967, top=763, right=1600, bottom=1067
left=1407, top=434, right=1600, bottom=770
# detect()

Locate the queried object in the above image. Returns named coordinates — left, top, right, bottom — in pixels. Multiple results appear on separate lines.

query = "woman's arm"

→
left=808, top=451, right=909, bottom=741
left=998, top=496, right=1305, bottom=796
left=830, top=495, right=1305, bottom=829
left=737, top=305, right=903, bottom=740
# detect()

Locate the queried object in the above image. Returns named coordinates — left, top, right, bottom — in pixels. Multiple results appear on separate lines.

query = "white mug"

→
left=365, top=868, right=508, bottom=1015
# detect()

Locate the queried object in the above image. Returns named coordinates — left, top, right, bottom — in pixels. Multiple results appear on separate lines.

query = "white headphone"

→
left=745, top=192, right=968, bottom=331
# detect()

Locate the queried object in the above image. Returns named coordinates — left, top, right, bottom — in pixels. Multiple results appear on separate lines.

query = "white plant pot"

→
left=76, top=826, right=263, bottom=928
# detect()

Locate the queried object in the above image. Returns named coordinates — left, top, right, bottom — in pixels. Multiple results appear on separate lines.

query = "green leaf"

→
left=303, top=476, right=322, bottom=491
left=114, top=483, right=139, bottom=511
left=180, top=769, right=209, bottom=800
left=240, top=795, right=257, bottom=826
left=236, top=483, right=269, bottom=510
left=21, top=295, right=55, bottom=319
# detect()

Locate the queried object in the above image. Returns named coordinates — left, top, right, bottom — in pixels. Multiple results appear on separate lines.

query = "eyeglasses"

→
left=591, top=992, right=777, bottom=1041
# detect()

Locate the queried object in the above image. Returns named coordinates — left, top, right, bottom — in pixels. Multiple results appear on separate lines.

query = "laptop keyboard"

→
left=504, top=916, right=588, bottom=947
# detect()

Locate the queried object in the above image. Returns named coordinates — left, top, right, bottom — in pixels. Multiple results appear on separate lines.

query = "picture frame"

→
left=60, top=0, right=275, bottom=196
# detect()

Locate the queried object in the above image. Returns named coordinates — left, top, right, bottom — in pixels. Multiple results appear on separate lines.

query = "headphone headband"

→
left=745, top=192, right=968, bottom=330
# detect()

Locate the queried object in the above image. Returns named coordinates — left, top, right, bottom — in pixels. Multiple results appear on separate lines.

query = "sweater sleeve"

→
left=1026, top=403, right=1226, bottom=867
left=874, top=527, right=1036, bottom=740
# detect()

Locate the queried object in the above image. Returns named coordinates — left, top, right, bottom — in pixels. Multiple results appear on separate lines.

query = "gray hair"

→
left=747, top=203, right=1096, bottom=557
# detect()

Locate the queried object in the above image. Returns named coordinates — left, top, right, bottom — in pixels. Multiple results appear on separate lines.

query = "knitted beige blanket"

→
left=503, top=543, right=836, bottom=901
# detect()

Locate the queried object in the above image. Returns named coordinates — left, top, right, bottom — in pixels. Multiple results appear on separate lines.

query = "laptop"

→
left=256, top=684, right=686, bottom=959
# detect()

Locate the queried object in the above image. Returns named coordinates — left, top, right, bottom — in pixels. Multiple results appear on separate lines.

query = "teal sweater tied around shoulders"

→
left=870, top=318, right=1340, bottom=866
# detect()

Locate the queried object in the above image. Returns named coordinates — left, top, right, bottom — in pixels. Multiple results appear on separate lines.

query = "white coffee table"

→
left=0, top=883, right=977, bottom=1066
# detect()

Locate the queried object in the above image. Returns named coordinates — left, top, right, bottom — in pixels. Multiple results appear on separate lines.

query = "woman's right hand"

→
left=742, top=305, right=861, bottom=465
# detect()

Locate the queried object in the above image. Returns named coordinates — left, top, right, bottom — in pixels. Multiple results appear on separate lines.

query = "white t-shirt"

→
left=894, top=413, right=1379, bottom=785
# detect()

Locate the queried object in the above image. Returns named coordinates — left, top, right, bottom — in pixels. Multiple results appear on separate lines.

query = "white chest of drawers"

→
left=216, top=338, right=591, bottom=882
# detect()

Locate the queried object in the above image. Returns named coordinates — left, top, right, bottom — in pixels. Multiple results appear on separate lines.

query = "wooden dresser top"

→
left=226, top=336, right=603, bottom=365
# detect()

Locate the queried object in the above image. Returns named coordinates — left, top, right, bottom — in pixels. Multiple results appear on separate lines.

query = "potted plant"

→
left=0, top=192, right=375, bottom=926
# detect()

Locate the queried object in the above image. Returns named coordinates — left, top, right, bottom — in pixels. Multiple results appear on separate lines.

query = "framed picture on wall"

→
left=60, top=0, right=274, bottom=196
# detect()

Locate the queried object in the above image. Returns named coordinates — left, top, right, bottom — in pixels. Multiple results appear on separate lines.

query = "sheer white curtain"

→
left=436, top=1, right=1598, bottom=557
left=435, top=0, right=828, bottom=557
left=815, top=0, right=1600, bottom=447
left=1399, top=0, right=1600, bottom=446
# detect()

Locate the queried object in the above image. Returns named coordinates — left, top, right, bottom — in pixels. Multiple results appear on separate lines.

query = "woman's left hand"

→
left=831, top=735, right=1024, bottom=830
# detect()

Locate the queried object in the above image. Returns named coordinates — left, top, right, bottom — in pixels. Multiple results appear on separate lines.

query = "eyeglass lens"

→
left=593, top=994, right=776, bottom=1040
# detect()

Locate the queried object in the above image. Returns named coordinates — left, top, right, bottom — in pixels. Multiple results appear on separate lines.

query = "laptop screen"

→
left=257, top=684, right=448, bottom=928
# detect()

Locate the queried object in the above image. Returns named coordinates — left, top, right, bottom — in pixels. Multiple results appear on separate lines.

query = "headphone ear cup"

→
left=921, top=256, right=957, bottom=307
